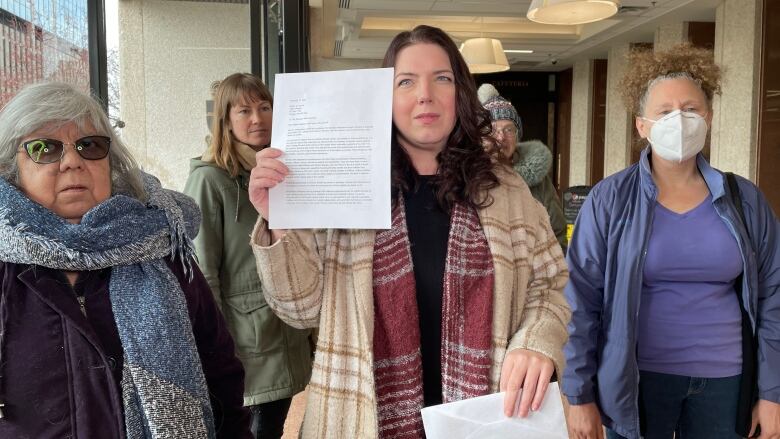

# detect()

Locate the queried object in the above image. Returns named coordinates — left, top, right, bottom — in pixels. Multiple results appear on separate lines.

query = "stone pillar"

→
left=117, top=0, right=251, bottom=189
left=569, top=59, right=593, bottom=186
left=654, top=21, right=687, bottom=52
left=710, top=0, right=761, bottom=179
left=118, top=0, right=147, bottom=165
left=604, top=43, right=632, bottom=177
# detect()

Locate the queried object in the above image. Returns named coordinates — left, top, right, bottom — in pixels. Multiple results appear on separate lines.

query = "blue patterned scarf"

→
left=0, top=174, right=216, bottom=439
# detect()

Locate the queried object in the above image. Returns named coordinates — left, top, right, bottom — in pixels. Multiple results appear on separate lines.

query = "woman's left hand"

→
left=499, top=348, right=555, bottom=418
left=751, top=399, right=780, bottom=438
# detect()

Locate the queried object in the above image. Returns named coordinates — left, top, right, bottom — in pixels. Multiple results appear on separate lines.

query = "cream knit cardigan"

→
left=251, top=167, right=570, bottom=438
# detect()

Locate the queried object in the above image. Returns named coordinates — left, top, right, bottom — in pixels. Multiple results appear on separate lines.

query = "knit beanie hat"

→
left=477, top=83, right=523, bottom=140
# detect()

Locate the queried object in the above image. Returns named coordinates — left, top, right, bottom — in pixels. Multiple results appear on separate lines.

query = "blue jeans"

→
left=606, top=370, right=742, bottom=439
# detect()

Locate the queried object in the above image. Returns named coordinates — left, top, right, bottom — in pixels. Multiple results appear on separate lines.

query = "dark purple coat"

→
left=0, top=258, right=252, bottom=439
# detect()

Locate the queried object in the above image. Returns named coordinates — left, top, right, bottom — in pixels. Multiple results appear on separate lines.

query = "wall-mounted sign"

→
left=562, top=185, right=591, bottom=243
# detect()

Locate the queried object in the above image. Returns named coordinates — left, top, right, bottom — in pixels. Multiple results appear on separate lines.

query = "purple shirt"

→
left=638, top=195, right=743, bottom=377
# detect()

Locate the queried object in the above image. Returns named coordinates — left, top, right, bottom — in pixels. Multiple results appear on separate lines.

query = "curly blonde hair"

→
left=620, top=43, right=722, bottom=116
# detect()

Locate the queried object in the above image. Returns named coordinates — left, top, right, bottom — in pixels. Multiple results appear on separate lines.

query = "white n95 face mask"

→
left=643, top=109, right=708, bottom=163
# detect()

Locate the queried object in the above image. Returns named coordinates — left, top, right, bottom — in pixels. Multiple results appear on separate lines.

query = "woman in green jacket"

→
left=184, top=73, right=312, bottom=439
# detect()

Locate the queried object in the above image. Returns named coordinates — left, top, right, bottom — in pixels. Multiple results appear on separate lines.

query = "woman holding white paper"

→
left=248, top=25, right=570, bottom=439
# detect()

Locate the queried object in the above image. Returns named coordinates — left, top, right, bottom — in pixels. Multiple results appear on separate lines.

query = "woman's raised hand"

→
left=248, top=147, right=288, bottom=220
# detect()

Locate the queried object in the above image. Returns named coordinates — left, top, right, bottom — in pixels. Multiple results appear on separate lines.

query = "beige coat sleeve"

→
left=250, top=218, right=327, bottom=329
left=507, top=200, right=572, bottom=374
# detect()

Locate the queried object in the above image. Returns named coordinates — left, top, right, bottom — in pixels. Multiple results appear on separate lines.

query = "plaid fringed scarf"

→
left=372, top=200, right=494, bottom=438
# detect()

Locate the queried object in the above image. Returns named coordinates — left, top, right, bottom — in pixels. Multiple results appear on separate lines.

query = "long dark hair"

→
left=382, top=25, right=499, bottom=211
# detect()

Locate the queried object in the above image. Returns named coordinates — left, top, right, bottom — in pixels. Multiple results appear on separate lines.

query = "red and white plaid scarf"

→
left=372, top=200, right=495, bottom=438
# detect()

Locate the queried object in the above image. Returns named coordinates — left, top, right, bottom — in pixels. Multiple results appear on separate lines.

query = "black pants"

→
left=249, top=397, right=293, bottom=439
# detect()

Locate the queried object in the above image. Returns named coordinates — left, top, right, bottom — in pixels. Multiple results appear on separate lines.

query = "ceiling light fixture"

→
left=460, top=38, right=510, bottom=74
left=504, top=49, right=535, bottom=54
left=527, top=0, right=620, bottom=25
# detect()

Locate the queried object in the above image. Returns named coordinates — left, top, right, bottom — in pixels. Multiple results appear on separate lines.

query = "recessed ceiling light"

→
left=504, top=49, right=535, bottom=54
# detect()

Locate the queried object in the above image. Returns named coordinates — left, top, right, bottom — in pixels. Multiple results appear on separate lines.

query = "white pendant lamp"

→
left=460, top=38, right=511, bottom=74
left=527, top=0, right=620, bottom=25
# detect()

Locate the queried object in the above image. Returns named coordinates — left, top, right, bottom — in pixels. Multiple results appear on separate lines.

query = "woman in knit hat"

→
left=478, top=83, right=567, bottom=251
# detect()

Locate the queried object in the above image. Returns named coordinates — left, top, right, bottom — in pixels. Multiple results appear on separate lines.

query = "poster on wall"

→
left=563, top=186, right=592, bottom=243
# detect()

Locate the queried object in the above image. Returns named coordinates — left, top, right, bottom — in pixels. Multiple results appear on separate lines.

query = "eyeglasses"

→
left=492, top=126, right=517, bottom=137
left=18, top=136, right=111, bottom=164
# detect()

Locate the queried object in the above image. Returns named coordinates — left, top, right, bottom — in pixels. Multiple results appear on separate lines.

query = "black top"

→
left=403, top=175, right=451, bottom=407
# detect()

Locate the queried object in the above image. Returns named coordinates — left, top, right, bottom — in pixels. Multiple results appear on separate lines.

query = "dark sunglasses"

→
left=18, top=136, right=111, bottom=164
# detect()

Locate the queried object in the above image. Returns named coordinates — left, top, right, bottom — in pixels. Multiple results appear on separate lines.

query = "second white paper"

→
left=268, top=68, right=393, bottom=229
left=421, top=383, right=569, bottom=439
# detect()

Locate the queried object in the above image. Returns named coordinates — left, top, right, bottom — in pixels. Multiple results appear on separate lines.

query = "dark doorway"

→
left=757, top=0, right=780, bottom=215
left=475, top=72, right=556, bottom=145
left=590, top=59, right=608, bottom=185
left=474, top=71, right=566, bottom=191
left=688, top=21, right=716, bottom=51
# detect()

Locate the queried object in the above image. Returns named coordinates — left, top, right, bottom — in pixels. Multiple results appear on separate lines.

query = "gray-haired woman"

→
left=0, top=82, right=251, bottom=438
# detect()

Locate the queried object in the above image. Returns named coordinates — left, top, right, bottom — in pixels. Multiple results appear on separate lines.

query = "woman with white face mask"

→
left=563, top=44, right=780, bottom=439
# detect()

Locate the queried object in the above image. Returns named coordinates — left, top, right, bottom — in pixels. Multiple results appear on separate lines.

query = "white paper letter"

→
left=268, top=68, right=393, bottom=229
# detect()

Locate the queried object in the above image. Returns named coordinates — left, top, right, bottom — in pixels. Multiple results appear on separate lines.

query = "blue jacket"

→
left=562, top=148, right=780, bottom=438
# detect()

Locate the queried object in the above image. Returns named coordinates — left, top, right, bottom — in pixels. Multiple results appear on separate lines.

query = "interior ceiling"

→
left=320, top=0, right=721, bottom=71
